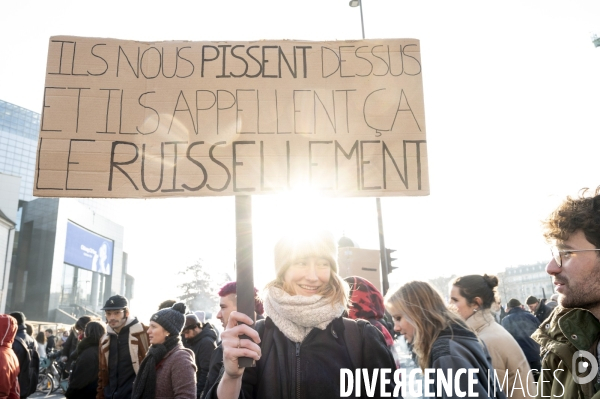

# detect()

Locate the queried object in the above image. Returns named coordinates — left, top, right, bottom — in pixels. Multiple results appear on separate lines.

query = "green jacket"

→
left=532, top=306, right=600, bottom=399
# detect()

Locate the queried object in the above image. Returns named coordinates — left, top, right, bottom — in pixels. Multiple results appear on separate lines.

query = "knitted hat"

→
left=525, top=296, right=539, bottom=305
left=274, top=230, right=338, bottom=276
left=150, top=302, right=187, bottom=336
left=507, top=298, right=521, bottom=308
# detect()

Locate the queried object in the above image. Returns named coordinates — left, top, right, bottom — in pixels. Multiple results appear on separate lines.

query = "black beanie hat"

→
left=150, top=302, right=187, bottom=336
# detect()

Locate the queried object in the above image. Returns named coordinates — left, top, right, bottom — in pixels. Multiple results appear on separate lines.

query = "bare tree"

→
left=177, top=259, right=227, bottom=314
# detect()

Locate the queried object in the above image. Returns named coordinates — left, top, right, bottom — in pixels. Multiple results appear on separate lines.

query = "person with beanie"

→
left=207, top=230, right=396, bottom=399
left=131, top=302, right=197, bottom=399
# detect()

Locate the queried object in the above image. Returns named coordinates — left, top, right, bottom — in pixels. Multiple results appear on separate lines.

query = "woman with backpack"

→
left=386, top=280, right=506, bottom=398
left=207, top=230, right=396, bottom=399
left=65, top=321, right=105, bottom=398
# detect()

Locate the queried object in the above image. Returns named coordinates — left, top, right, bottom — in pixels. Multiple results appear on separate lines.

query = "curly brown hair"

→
left=542, top=187, right=600, bottom=248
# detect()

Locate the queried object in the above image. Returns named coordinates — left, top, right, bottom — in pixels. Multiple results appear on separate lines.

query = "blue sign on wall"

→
left=64, top=221, right=113, bottom=275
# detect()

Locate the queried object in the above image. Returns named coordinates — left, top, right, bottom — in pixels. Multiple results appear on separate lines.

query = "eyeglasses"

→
left=550, top=247, right=600, bottom=267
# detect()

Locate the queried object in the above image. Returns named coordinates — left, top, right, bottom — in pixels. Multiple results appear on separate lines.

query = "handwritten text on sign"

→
left=34, top=36, right=429, bottom=198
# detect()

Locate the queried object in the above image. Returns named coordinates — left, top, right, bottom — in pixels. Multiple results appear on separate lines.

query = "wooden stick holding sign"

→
left=235, top=195, right=256, bottom=368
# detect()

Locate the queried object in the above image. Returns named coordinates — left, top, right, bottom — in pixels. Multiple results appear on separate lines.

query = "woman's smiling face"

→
left=283, top=256, right=331, bottom=296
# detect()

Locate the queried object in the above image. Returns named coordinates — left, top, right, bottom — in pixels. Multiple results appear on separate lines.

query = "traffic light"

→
left=385, top=248, right=397, bottom=274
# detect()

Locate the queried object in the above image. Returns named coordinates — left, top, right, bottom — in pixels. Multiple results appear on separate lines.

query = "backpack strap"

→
left=342, top=318, right=364, bottom=369
left=14, top=336, right=32, bottom=362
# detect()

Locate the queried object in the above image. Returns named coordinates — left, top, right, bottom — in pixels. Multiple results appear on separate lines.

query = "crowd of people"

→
left=2, top=187, right=600, bottom=398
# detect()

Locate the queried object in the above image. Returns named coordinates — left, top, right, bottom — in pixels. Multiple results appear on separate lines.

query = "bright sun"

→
left=251, top=187, right=337, bottom=288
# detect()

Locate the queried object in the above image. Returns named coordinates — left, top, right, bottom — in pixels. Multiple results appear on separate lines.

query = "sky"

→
left=2, top=1, right=600, bottom=321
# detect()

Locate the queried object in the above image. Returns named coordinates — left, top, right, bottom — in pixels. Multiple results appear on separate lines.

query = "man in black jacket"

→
left=9, top=311, right=38, bottom=398
left=183, top=314, right=218, bottom=398
left=45, top=328, right=57, bottom=352
left=526, top=295, right=552, bottom=324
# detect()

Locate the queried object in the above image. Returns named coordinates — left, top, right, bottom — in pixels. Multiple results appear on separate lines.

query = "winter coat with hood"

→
left=0, top=314, right=20, bottom=399
left=429, top=322, right=507, bottom=399
left=466, top=309, right=535, bottom=399
left=65, top=336, right=100, bottom=399
left=97, top=316, right=150, bottom=399
left=532, top=306, right=600, bottom=399
left=204, top=316, right=396, bottom=399
left=185, top=322, right=217, bottom=398
left=345, top=276, right=395, bottom=347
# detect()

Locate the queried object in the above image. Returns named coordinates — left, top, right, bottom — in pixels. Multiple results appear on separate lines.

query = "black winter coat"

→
left=533, top=301, right=552, bottom=324
left=206, top=316, right=396, bottom=399
left=65, top=337, right=99, bottom=399
left=61, top=329, right=80, bottom=373
left=202, top=343, right=223, bottom=399
left=46, top=335, right=56, bottom=351
left=429, top=323, right=506, bottom=399
left=185, top=323, right=218, bottom=398
left=12, top=324, right=38, bottom=398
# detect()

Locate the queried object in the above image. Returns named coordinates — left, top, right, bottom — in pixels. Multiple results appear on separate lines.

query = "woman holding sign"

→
left=207, top=230, right=396, bottom=399
left=385, top=281, right=506, bottom=399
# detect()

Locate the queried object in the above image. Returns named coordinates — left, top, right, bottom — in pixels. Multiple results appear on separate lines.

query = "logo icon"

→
left=572, top=351, right=598, bottom=385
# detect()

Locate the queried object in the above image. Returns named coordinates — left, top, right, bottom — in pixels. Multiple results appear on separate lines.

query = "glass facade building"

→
left=0, top=99, right=132, bottom=321
left=0, top=100, right=39, bottom=202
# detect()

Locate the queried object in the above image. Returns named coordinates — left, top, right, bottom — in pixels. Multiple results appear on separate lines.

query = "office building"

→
left=0, top=99, right=133, bottom=321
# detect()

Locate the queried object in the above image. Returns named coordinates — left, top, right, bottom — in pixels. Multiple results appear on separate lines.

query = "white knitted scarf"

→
left=263, top=286, right=346, bottom=343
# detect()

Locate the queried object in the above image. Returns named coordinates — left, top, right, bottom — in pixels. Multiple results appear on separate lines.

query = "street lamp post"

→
left=349, top=0, right=365, bottom=40
left=349, top=1, right=397, bottom=294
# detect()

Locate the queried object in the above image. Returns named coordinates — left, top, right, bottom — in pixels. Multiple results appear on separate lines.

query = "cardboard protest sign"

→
left=34, top=36, right=429, bottom=198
